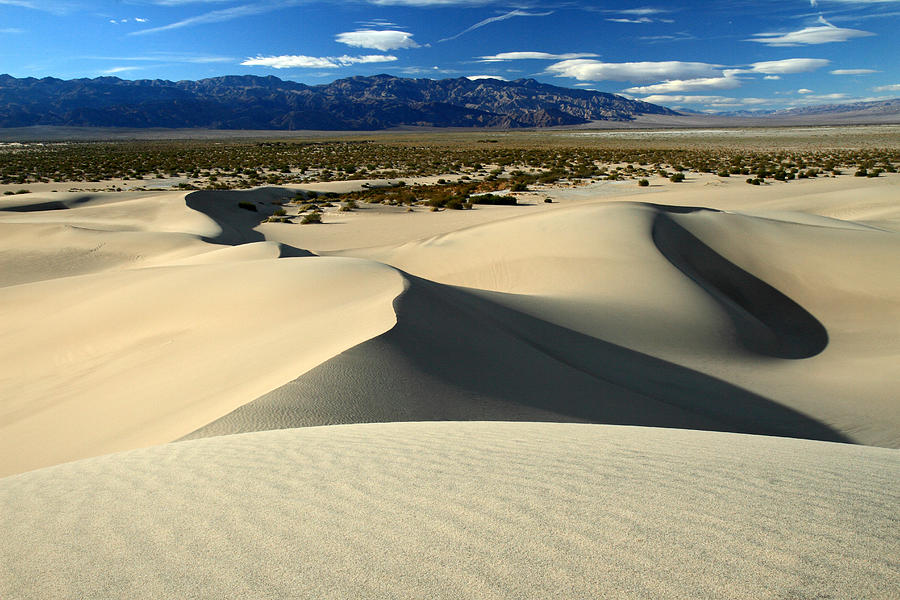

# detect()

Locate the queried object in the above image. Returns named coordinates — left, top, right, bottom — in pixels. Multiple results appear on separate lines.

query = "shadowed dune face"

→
left=3, top=423, right=898, bottom=600
left=651, top=211, right=828, bottom=359
left=185, top=273, right=849, bottom=444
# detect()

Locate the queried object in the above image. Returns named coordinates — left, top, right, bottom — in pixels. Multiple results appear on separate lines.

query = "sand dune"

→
left=2, top=175, right=899, bottom=479
left=2, top=171, right=898, bottom=597
left=2, top=422, right=898, bottom=599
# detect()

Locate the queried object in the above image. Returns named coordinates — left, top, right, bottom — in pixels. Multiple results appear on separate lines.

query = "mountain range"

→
left=0, top=74, right=678, bottom=131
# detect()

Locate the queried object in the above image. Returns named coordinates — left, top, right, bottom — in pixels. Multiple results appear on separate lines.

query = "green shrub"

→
left=272, top=207, right=287, bottom=217
left=669, top=172, right=685, bottom=183
left=638, top=179, right=649, bottom=187
left=301, top=212, right=322, bottom=224
left=471, top=193, right=517, bottom=206
left=238, top=201, right=257, bottom=212
left=510, top=182, right=528, bottom=192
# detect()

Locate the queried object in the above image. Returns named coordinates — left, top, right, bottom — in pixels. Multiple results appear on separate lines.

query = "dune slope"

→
left=2, top=422, right=898, bottom=600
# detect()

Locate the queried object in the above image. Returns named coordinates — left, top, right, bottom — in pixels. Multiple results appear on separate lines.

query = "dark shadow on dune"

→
left=184, top=189, right=314, bottom=257
left=183, top=273, right=849, bottom=445
left=652, top=211, right=828, bottom=359
left=0, top=196, right=93, bottom=212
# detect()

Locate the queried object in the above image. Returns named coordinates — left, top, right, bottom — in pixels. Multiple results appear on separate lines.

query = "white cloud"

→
left=798, top=88, right=814, bottom=94
left=623, top=69, right=743, bottom=93
left=873, top=83, right=900, bottom=91
left=618, top=8, right=667, bottom=15
left=439, top=9, right=553, bottom=43
left=640, top=95, right=769, bottom=107
left=241, top=54, right=397, bottom=69
left=335, top=30, right=418, bottom=51
left=100, top=66, right=143, bottom=75
left=479, top=51, right=599, bottom=62
left=831, top=69, right=878, bottom=75
left=546, top=60, right=720, bottom=83
left=132, top=2, right=306, bottom=36
left=747, top=17, right=874, bottom=46
left=467, top=75, right=506, bottom=80
left=135, top=17, right=149, bottom=23
left=607, top=17, right=653, bottom=23
left=749, top=58, right=829, bottom=74
left=0, top=27, right=25, bottom=33
left=764, top=75, right=781, bottom=80
left=803, top=93, right=849, bottom=101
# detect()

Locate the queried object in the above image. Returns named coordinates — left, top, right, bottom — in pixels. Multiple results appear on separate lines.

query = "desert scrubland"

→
left=1, top=127, right=898, bottom=598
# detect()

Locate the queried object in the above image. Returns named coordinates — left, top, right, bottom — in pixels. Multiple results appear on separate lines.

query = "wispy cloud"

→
left=0, top=27, right=25, bottom=34
left=640, top=95, right=769, bottom=108
left=545, top=60, right=720, bottom=83
left=623, top=71, right=743, bottom=94
left=335, top=30, right=419, bottom=51
left=607, top=17, right=653, bottom=24
left=439, top=10, right=553, bottom=43
left=478, top=51, right=599, bottom=62
left=0, top=0, right=73, bottom=13
left=100, top=66, right=144, bottom=76
left=131, top=1, right=302, bottom=36
left=241, top=54, right=397, bottom=69
left=748, top=58, right=830, bottom=73
left=873, top=83, right=900, bottom=92
left=747, top=16, right=874, bottom=46
left=831, top=68, right=878, bottom=74
left=467, top=75, right=506, bottom=80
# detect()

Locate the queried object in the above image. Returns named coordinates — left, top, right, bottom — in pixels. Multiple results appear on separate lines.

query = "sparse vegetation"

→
left=238, top=201, right=257, bottom=212
left=301, top=212, right=322, bottom=224
left=0, top=131, right=895, bottom=198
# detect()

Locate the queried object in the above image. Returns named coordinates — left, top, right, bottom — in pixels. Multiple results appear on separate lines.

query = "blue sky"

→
left=1, top=0, right=898, bottom=112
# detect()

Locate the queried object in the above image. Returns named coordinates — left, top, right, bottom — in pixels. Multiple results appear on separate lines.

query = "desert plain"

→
left=1, top=126, right=898, bottom=598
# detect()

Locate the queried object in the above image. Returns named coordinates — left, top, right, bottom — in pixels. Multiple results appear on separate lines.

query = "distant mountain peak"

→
left=0, top=73, right=678, bottom=130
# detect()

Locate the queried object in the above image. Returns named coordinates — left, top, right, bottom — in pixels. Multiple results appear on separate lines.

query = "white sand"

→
left=2, top=174, right=899, bottom=478
left=1, top=422, right=897, bottom=599
left=2, top=169, right=898, bottom=597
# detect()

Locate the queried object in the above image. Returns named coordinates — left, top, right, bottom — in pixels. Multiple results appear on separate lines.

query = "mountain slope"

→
left=0, top=73, right=677, bottom=130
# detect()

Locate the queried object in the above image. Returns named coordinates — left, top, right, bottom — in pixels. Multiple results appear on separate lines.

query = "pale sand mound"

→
left=2, top=422, right=898, bottom=599
left=0, top=257, right=404, bottom=476
left=185, top=272, right=846, bottom=445
left=340, top=202, right=900, bottom=447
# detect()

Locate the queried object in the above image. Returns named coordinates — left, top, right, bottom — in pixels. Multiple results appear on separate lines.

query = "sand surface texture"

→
left=1, top=170, right=898, bottom=597
left=2, top=422, right=898, bottom=599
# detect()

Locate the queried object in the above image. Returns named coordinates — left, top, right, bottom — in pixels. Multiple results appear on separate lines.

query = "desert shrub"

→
left=544, top=197, right=553, bottom=202
left=638, top=179, right=649, bottom=187
left=669, top=172, right=685, bottom=183
left=272, top=207, right=287, bottom=216
left=510, top=182, right=528, bottom=192
left=472, top=193, right=517, bottom=205
left=238, top=201, right=257, bottom=212
left=301, top=212, right=322, bottom=224
left=854, top=168, right=868, bottom=177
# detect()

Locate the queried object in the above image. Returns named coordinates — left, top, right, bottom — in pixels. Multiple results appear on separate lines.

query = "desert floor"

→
left=1, top=166, right=898, bottom=598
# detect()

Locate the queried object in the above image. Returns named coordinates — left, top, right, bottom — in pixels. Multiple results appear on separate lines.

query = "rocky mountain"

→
left=0, top=73, right=677, bottom=130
